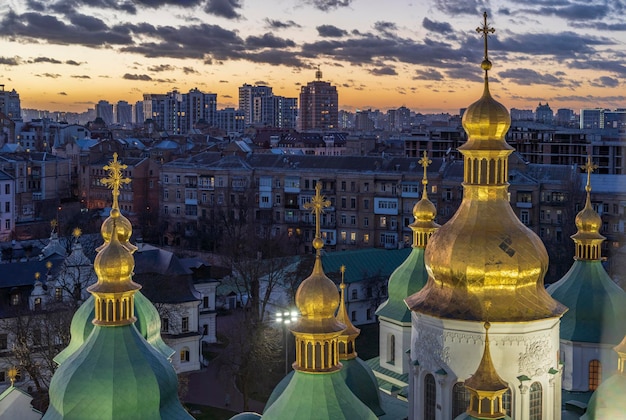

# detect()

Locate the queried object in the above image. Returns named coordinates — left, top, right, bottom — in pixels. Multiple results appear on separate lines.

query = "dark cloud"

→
left=568, top=59, right=626, bottom=77
left=245, top=33, right=296, bottom=49
left=147, top=64, right=175, bottom=72
left=414, top=68, right=445, bottom=81
left=422, top=18, right=453, bottom=34
left=317, top=25, right=347, bottom=38
left=305, top=0, right=352, bottom=12
left=369, top=66, right=397, bottom=76
left=71, top=75, right=91, bottom=78
left=590, top=76, right=619, bottom=88
left=527, top=4, right=608, bottom=21
left=0, top=57, right=20, bottom=66
left=182, top=66, right=199, bottom=75
left=123, top=73, right=152, bottom=81
left=374, top=21, right=397, bottom=34
left=58, top=92, right=67, bottom=95
left=219, top=80, right=228, bottom=83
left=489, top=31, right=612, bottom=58
left=65, top=60, right=81, bottom=65
left=572, top=21, right=626, bottom=31
left=69, top=14, right=108, bottom=31
left=36, top=73, right=62, bottom=78
left=0, top=11, right=133, bottom=47
left=48, top=0, right=137, bottom=14
left=205, top=0, right=242, bottom=19
left=433, top=0, right=489, bottom=16
left=32, top=56, right=63, bottom=64
left=498, top=68, right=567, bottom=86
left=243, top=50, right=304, bottom=67
left=255, top=80, right=268, bottom=85
left=264, top=19, right=301, bottom=30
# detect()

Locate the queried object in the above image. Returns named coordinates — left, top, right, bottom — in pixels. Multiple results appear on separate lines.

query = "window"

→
left=351, top=289, right=358, bottom=300
left=341, top=181, right=346, bottom=191
left=350, top=197, right=356, bottom=209
left=4, top=219, right=9, bottom=230
left=424, top=374, right=436, bottom=420
left=163, top=206, right=168, bottom=215
left=180, top=348, right=190, bottom=362
left=351, top=311, right=356, bottom=322
left=176, top=190, right=181, bottom=199
left=341, top=197, right=346, bottom=208
left=203, top=324, right=208, bottom=335
left=350, top=215, right=356, bottom=225
left=364, top=182, right=369, bottom=192
left=502, top=388, right=513, bottom=416
left=364, top=217, right=369, bottom=227
left=387, top=334, right=395, bottom=364
left=363, top=199, right=370, bottom=210
left=161, top=318, right=169, bottom=332
left=0, top=334, right=7, bottom=350
left=350, top=232, right=356, bottom=243
left=340, top=214, right=347, bottom=224
left=589, top=360, right=601, bottom=390
left=380, top=216, right=387, bottom=228
left=176, top=175, right=180, bottom=184
left=4, top=202, right=9, bottom=212
left=520, top=210, right=530, bottom=225
left=11, top=292, right=19, bottom=306
left=529, top=382, right=542, bottom=420
left=34, top=297, right=42, bottom=311
left=366, top=286, right=373, bottom=298
left=54, top=287, right=62, bottom=301
left=4, top=184, right=9, bottom=194
left=203, top=296, right=209, bottom=308
left=182, top=317, right=189, bottom=333
left=366, top=308, right=372, bottom=320
left=364, top=234, right=369, bottom=244
left=164, top=189, right=169, bottom=200
left=452, top=383, right=471, bottom=417
left=164, top=174, right=169, bottom=183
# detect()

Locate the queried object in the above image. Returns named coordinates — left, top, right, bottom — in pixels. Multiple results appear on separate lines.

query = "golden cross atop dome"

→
left=50, top=218, right=58, bottom=230
left=102, top=153, right=131, bottom=208
left=581, top=155, right=598, bottom=192
left=303, top=182, right=331, bottom=242
left=418, top=150, right=431, bottom=187
left=476, top=11, right=495, bottom=62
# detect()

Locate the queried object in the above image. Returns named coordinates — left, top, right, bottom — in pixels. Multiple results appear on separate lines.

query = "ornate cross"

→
left=581, top=155, right=598, bottom=192
left=303, top=182, right=330, bottom=240
left=419, top=150, right=431, bottom=186
left=476, top=11, right=495, bottom=61
left=102, top=153, right=131, bottom=208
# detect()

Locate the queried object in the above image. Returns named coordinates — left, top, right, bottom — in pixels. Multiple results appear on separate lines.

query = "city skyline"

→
left=0, top=0, right=624, bottom=114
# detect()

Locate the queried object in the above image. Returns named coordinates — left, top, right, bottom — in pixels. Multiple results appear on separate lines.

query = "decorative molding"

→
left=518, top=334, right=553, bottom=376
left=415, top=326, right=450, bottom=372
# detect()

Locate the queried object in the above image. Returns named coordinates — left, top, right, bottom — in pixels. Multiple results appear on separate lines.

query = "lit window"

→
left=180, top=348, right=190, bottom=362
left=589, top=360, right=601, bottom=390
left=182, top=317, right=189, bottom=333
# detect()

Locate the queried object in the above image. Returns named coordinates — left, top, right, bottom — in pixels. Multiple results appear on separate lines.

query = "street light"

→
left=275, top=310, right=299, bottom=375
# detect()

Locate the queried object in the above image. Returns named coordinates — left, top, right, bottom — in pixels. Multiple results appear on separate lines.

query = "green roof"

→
left=339, top=358, right=385, bottom=416
left=376, top=247, right=429, bottom=323
left=54, top=292, right=174, bottom=366
left=547, top=260, right=626, bottom=344
left=581, top=372, right=626, bottom=419
left=365, top=357, right=409, bottom=387
left=321, top=248, right=412, bottom=284
left=44, top=324, right=192, bottom=419
left=262, top=370, right=377, bottom=420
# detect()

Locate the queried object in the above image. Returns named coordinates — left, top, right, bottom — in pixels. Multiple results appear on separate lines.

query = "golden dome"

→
left=575, top=197, right=602, bottom=234
left=101, top=209, right=133, bottom=244
left=461, top=69, right=511, bottom=143
left=405, top=13, right=566, bottom=322
left=413, top=197, right=437, bottom=222
left=92, top=220, right=137, bottom=293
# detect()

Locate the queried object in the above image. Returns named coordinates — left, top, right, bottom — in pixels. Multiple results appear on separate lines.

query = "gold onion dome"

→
left=573, top=156, right=604, bottom=240
left=405, top=12, right=565, bottom=322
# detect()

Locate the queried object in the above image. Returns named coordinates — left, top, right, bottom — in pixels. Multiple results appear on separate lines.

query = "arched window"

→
left=180, top=347, right=190, bottom=363
left=589, top=360, right=601, bottom=390
left=452, top=382, right=470, bottom=417
left=502, top=387, right=513, bottom=416
left=424, top=374, right=436, bottom=420
left=387, top=334, right=395, bottom=365
left=529, top=382, right=542, bottom=420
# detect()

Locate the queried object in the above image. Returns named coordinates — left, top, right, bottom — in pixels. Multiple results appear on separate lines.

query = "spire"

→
left=464, top=322, right=509, bottom=419
left=291, top=182, right=345, bottom=373
left=315, top=65, right=323, bottom=81
left=476, top=11, right=495, bottom=81
left=336, top=265, right=360, bottom=360
left=571, top=155, right=605, bottom=260
left=409, top=151, right=440, bottom=247
left=88, top=154, right=140, bottom=326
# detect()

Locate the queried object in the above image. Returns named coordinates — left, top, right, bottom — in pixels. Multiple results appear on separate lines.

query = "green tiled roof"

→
left=377, top=247, right=428, bottom=323
left=547, top=260, right=626, bottom=344
left=54, top=292, right=174, bottom=366
left=262, top=370, right=377, bottom=420
left=365, top=357, right=409, bottom=387
left=581, top=372, right=626, bottom=419
left=44, top=324, right=192, bottom=419
left=321, top=248, right=412, bottom=284
left=340, top=358, right=385, bottom=416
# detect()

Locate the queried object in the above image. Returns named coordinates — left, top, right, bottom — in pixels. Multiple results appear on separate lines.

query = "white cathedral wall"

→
left=409, top=313, right=562, bottom=420
left=379, top=316, right=412, bottom=375
left=560, top=339, right=618, bottom=392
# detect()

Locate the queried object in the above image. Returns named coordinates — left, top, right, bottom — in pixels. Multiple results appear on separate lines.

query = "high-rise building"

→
left=298, top=68, right=338, bottom=131
left=273, top=96, right=298, bottom=129
left=555, top=108, right=575, bottom=126
left=216, top=107, right=245, bottom=133
left=238, top=84, right=273, bottom=126
left=95, top=100, right=114, bottom=126
left=580, top=108, right=605, bottom=129
left=186, top=88, right=217, bottom=130
left=134, top=100, right=144, bottom=124
left=143, top=89, right=217, bottom=134
left=115, top=100, right=132, bottom=126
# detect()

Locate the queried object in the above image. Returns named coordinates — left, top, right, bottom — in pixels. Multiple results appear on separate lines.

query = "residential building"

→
left=238, top=84, right=273, bottom=126
left=0, top=170, right=15, bottom=241
left=581, top=108, right=605, bottom=129
left=215, top=107, right=245, bottom=134
left=95, top=100, right=114, bottom=126
left=535, top=102, right=554, bottom=124
left=115, top=100, right=132, bottom=126
left=0, top=85, right=21, bottom=121
left=297, top=68, right=338, bottom=131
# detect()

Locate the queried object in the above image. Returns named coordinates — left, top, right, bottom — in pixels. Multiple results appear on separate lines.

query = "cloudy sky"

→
left=0, top=0, right=624, bottom=114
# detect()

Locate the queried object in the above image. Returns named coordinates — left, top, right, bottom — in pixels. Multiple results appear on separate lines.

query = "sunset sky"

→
left=0, top=0, right=624, bottom=114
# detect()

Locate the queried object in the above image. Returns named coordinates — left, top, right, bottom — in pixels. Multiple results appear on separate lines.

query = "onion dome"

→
left=547, top=158, right=626, bottom=344
left=582, top=335, right=626, bottom=419
left=378, top=151, right=439, bottom=323
left=464, top=322, right=509, bottom=419
left=406, top=12, right=566, bottom=322
left=263, top=183, right=377, bottom=420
